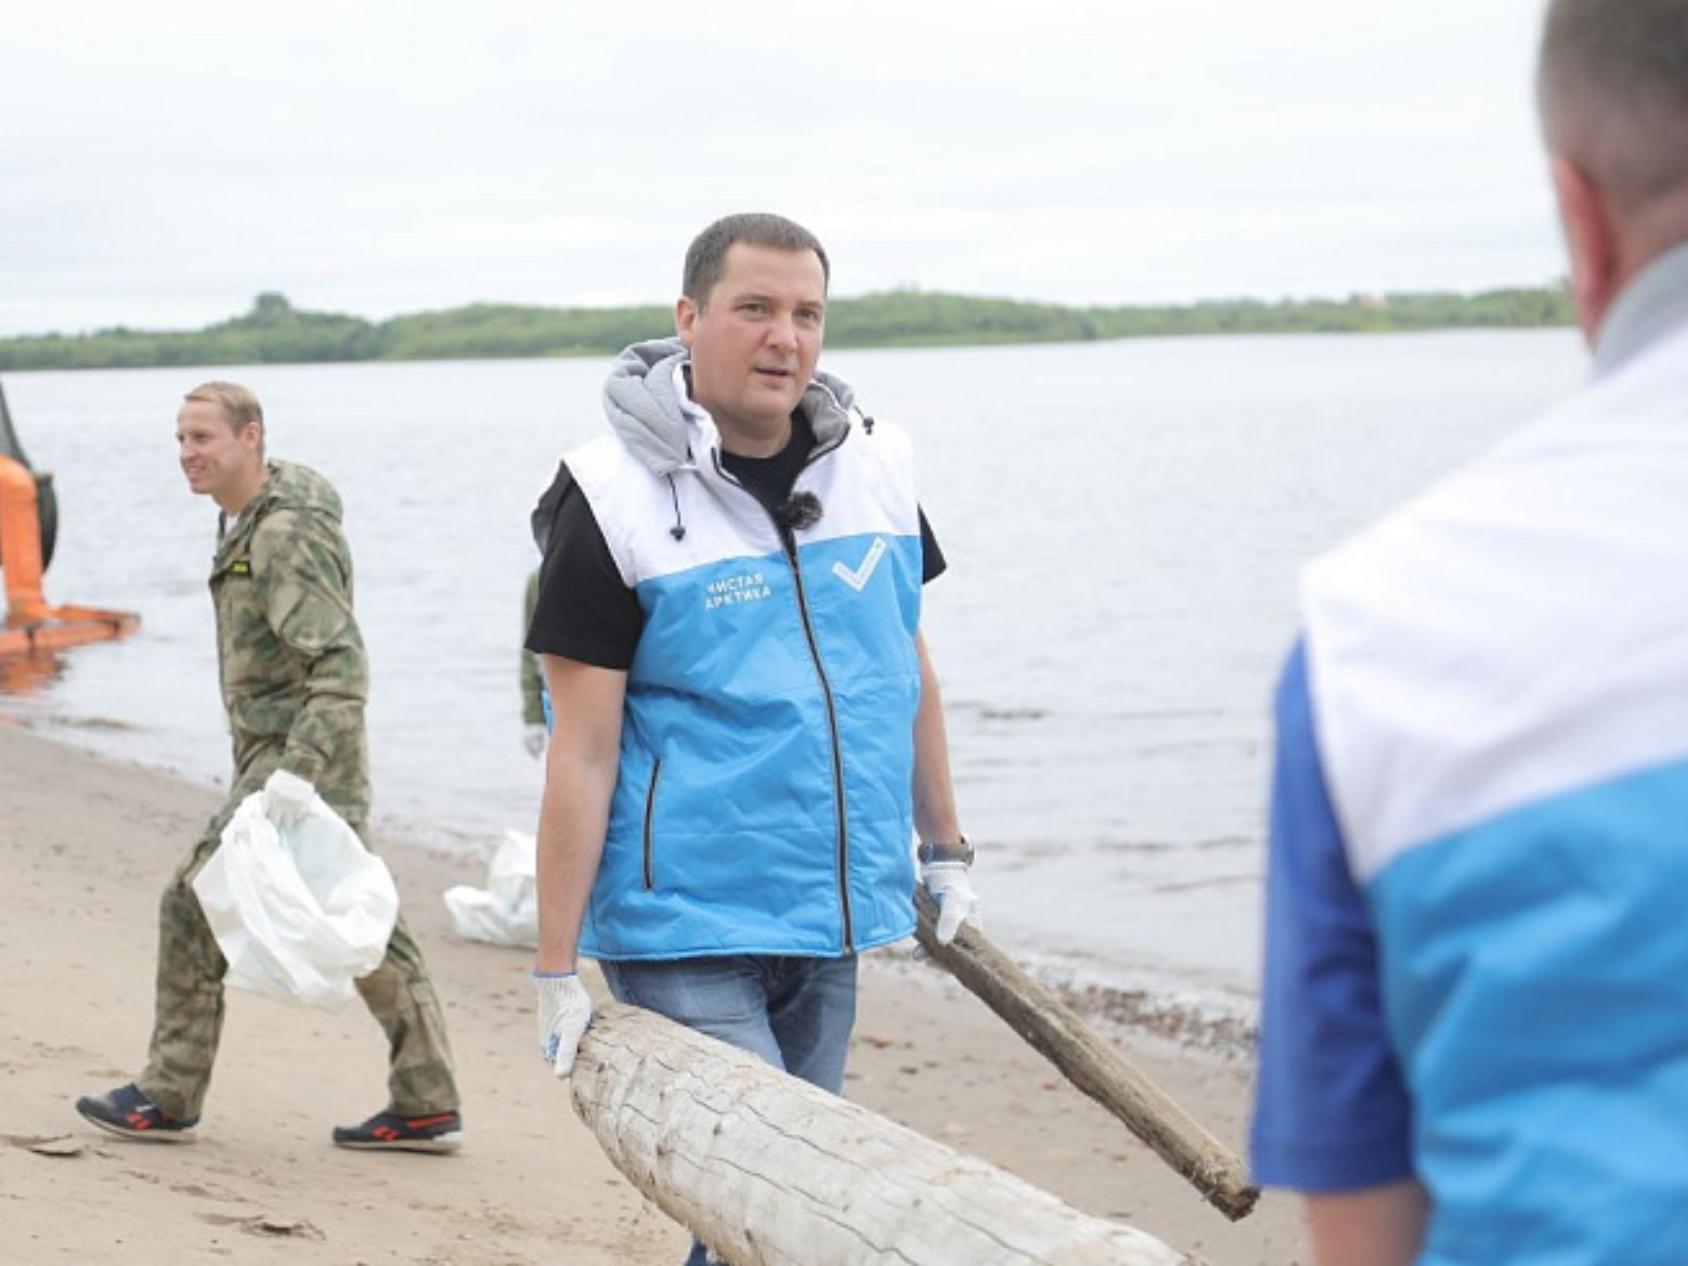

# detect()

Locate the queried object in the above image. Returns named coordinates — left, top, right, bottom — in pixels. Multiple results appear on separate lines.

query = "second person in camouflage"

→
left=75, top=380, right=462, bottom=1152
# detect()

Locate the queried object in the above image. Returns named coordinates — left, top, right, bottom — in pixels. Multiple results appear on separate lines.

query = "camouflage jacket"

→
left=521, top=569, right=544, bottom=726
left=209, top=460, right=370, bottom=821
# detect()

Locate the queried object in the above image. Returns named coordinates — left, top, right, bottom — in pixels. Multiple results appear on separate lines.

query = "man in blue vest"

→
left=526, top=214, right=977, bottom=1259
left=1251, top=3, right=1688, bottom=1263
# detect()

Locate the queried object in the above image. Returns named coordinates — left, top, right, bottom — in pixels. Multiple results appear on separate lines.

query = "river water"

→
left=0, top=329, right=1589, bottom=1024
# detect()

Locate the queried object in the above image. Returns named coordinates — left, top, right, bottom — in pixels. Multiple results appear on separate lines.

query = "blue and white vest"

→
left=1302, top=317, right=1688, bottom=1263
left=569, top=400, right=924, bottom=960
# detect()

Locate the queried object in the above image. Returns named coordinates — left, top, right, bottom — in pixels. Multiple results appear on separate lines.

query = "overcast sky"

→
left=2, top=0, right=1558, bottom=337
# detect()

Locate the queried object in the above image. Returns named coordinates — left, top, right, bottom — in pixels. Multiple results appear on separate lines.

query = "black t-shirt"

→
left=719, top=408, right=822, bottom=517
left=525, top=413, right=945, bottom=671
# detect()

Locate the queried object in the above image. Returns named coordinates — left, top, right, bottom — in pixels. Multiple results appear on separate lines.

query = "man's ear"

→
left=1551, top=155, right=1622, bottom=344
left=675, top=296, right=698, bottom=348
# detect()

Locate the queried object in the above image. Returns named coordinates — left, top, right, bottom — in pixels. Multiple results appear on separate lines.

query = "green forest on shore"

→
left=0, top=285, right=1572, bottom=373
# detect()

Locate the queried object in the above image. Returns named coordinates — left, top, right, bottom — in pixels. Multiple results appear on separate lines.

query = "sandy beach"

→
left=0, top=722, right=1306, bottom=1264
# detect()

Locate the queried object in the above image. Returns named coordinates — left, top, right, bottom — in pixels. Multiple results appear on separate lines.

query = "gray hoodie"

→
left=533, top=337, right=865, bottom=548
left=601, top=337, right=861, bottom=474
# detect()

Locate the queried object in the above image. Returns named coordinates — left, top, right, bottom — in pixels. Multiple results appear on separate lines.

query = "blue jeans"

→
left=598, top=954, right=860, bottom=1266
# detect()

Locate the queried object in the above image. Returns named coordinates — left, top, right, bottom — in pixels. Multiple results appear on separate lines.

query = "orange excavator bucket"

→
left=1, top=453, right=51, bottom=624
left=0, top=434, right=140, bottom=664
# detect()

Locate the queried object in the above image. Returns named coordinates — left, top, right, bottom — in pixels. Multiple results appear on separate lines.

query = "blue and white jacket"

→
left=1254, top=245, right=1688, bottom=1264
left=562, top=339, right=924, bottom=961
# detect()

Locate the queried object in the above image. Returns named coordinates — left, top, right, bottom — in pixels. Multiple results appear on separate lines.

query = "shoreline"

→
left=0, top=720, right=1305, bottom=1263
left=869, top=948, right=1258, bottom=1061
left=22, top=698, right=1265, bottom=1060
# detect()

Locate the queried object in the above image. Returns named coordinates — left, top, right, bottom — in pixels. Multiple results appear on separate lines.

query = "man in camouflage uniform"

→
left=520, top=568, right=547, bottom=756
left=75, top=381, right=462, bottom=1152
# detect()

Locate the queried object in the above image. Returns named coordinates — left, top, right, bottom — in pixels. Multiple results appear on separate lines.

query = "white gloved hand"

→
left=262, top=769, right=316, bottom=826
left=534, top=972, right=593, bottom=1078
left=523, top=723, right=547, bottom=759
left=921, top=860, right=980, bottom=945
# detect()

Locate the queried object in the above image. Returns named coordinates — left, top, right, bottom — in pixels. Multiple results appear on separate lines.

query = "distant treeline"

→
left=0, top=286, right=1572, bottom=372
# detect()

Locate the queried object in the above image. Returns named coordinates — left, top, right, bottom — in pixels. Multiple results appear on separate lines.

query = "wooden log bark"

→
left=572, top=1003, right=1209, bottom=1266
left=914, top=889, right=1259, bottom=1221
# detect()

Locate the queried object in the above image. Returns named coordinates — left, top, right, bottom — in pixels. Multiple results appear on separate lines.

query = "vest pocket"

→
left=641, top=758, right=664, bottom=890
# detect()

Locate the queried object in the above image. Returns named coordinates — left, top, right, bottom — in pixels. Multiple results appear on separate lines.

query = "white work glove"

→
left=262, top=769, right=316, bottom=827
left=534, top=972, right=593, bottom=1078
left=523, top=723, right=547, bottom=759
left=921, top=860, right=980, bottom=945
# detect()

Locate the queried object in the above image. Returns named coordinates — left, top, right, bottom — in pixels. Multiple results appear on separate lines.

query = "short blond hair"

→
left=183, top=381, right=264, bottom=434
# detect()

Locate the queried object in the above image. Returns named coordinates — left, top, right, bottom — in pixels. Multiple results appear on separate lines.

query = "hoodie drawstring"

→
left=665, top=474, right=687, bottom=541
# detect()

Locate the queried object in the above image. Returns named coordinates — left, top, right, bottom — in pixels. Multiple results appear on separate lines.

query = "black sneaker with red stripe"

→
left=331, top=1109, right=462, bottom=1153
left=75, top=1083, right=198, bottom=1143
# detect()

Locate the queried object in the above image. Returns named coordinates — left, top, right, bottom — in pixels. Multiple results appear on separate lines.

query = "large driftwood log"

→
left=914, top=889, right=1259, bottom=1221
left=572, top=1003, right=1208, bottom=1266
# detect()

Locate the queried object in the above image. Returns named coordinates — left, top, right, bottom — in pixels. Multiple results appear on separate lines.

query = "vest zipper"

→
left=642, top=758, right=663, bottom=890
left=711, top=443, right=854, bottom=952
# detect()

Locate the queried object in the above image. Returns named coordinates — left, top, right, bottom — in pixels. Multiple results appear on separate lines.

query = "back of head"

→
left=1538, top=0, right=1688, bottom=213
left=682, top=213, right=830, bottom=306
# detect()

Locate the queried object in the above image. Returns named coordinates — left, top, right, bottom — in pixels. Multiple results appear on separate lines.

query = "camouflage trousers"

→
left=136, top=794, right=459, bottom=1121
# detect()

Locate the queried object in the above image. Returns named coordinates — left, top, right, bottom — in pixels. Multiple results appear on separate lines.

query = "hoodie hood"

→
left=253, top=460, right=344, bottom=519
left=601, top=337, right=861, bottom=478
left=220, top=460, right=343, bottom=556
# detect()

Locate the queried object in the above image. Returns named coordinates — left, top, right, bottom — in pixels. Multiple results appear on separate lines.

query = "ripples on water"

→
left=0, top=330, right=1586, bottom=1016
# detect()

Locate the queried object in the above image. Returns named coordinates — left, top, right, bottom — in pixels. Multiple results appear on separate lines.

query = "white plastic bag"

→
left=442, top=829, right=537, bottom=948
left=192, top=790, right=399, bottom=1007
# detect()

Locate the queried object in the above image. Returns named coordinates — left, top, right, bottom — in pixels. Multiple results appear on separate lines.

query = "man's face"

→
left=175, top=399, right=260, bottom=504
left=677, top=243, right=827, bottom=442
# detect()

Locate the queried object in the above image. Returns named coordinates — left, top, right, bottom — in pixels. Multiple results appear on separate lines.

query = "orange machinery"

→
left=0, top=383, right=139, bottom=662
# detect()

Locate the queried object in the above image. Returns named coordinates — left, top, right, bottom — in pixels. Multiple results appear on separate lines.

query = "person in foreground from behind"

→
left=527, top=213, right=979, bottom=1266
left=76, top=381, right=462, bottom=1153
left=1250, top=2, right=1688, bottom=1263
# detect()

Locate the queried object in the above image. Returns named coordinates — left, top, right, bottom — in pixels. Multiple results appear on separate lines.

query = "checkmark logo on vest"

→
left=833, top=537, right=887, bottom=592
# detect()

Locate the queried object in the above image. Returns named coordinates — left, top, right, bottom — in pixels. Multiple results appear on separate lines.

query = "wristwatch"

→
left=917, top=835, right=974, bottom=866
